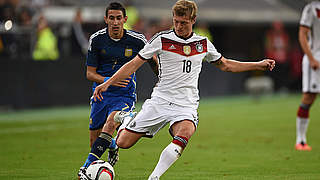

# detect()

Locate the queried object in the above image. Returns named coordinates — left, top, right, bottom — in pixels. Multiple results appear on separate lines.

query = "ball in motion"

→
left=86, top=160, right=115, bottom=180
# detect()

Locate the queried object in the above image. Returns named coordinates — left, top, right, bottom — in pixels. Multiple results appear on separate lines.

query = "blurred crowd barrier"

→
left=0, top=0, right=307, bottom=109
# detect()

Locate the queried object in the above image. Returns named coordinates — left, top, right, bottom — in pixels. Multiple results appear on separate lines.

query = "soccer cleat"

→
left=295, top=143, right=312, bottom=151
left=77, top=167, right=90, bottom=180
left=108, top=147, right=119, bottom=166
left=114, top=111, right=137, bottom=123
left=148, top=176, right=160, bottom=180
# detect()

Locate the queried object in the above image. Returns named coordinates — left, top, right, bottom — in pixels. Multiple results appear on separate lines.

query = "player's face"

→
left=173, top=14, right=195, bottom=38
left=104, top=10, right=127, bottom=39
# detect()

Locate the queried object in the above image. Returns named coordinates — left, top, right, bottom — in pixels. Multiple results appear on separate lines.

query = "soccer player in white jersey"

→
left=93, top=0, right=275, bottom=179
left=295, top=0, right=320, bottom=151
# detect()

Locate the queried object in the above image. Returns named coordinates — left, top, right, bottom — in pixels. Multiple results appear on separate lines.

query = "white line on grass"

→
left=0, top=123, right=83, bottom=134
left=0, top=106, right=89, bottom=122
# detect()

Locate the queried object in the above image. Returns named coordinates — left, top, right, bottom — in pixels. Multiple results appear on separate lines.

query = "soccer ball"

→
left=86, top=160, right=115, bottom=180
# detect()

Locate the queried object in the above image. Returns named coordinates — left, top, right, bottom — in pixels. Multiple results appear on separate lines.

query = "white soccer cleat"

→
left=77, top=167, right=90, bottom=180
left=148, top=176, right=160, bottom=180
left=114, top=111, right=137, bottom=123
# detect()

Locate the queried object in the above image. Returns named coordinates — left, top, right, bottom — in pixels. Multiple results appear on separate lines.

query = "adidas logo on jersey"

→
left=168, top=45, right=176, bottom=50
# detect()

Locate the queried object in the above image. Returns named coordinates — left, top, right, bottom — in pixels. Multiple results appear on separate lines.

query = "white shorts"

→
left=125, top=96, right=199, bottom=137
left=302, top=54, right=320, bottom=93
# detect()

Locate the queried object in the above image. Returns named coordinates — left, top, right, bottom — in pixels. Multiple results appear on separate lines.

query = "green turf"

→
left=0, top=94, right=319, bottom=180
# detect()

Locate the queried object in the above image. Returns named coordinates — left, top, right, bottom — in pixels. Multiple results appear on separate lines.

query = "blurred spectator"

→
left=131, top=17, right=146, bottom=34
left=288, top=42, right=303, bottom=91
left=144, top=20, right=160, bottom=40
left=30, top=0, right=49, bottom=9
left=0, top=0, right=17, bottom=22
left=158, top=17, right=172, bottom=31
left=0, top=36, right=3, bottom=53
left=17, top=6, right=33, bottom=26
left=264, top=20, right=290, bottom=92
left=144, top=18, right=172, bottom=40
left=194, top=22, right=213, bottom=42
left=72, top=8, right=89, bottom=55
left=123, top=0, right=139, bottom=30
left=32, top=14, right=59, bottom=61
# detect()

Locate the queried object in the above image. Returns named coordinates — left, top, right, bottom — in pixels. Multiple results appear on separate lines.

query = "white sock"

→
left=148, top=143, right=182, bottom=179
left=296, top=117, right=309, bottom=144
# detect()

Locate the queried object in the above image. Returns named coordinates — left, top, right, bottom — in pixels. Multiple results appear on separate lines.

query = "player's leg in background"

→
left=295, top=92, right=317, bottom=150
left=82, top=111, right=121, bottom=168
left=78, top=100, right=110, bottom=179
left=81, top=97, right=135, bottom=170
left=87, top=97, right=108, bottom=147
left=148, top=120, right=195, bottom=180
left=90, top=129, right=102, bottom=147
left=107, top=99, right=136, bottom=165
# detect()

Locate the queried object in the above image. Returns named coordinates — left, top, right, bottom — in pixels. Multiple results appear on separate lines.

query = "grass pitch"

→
left=0, top=94, right=319, bottom=180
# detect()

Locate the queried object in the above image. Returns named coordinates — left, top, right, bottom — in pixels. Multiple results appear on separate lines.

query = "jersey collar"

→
left=106, top=28, right=127, bottom=42
left=173, top=29, right=194, bottom=41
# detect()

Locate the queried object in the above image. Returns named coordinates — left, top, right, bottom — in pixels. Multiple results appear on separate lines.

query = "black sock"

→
left=90, top=132, right=112, bottom=158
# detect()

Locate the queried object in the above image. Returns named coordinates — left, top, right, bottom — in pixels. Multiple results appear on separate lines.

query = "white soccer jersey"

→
left=300, top=1, right=320, bottom=93
left=139, top=30, right=221, bottom=108
left=300, top=1, right=320, bottom=54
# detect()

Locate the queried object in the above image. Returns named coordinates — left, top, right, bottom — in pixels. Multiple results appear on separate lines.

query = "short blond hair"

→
left=172, top=0, right=198, bottom=20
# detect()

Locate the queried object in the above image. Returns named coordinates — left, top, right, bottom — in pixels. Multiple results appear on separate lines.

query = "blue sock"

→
left=82, top=153, right=99, bottom=168
left=109, top=138, right=117, bottom=149
left=82, top=132, right=112, bottom=168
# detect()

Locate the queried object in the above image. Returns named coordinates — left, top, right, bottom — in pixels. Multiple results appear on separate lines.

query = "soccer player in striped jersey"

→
left=78, top=2, right=157, bottom=180
left=295, top=0, right=320, bottom=151
left=93, top=1, right=275, bottom=179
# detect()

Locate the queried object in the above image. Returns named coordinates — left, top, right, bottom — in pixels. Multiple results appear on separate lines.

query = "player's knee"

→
left=171, top=120, right=195, bottom=139
left=106, top=121, right=115, bottom=129
left=173, top=129, right=194, bottom=140
left=103, top=119, right=118, bottom=132
left=116, top=130, right=139, bottom=149
left=116, top=137, right=133, bottom=149
left=302, top=93, right=317, bottom=104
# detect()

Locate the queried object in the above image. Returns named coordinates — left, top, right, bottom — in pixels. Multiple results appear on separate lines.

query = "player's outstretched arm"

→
left=87, top=66, right=131, bottom=87
left=93, top=55, right=146, bottom=101
left=212, top=57, right=275, bottom=72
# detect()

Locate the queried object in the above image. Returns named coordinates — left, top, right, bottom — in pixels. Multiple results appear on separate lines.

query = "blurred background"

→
left=0, top=0, right=313, bottom=110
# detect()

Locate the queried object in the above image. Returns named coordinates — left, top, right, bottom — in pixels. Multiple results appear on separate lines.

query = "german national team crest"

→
left=196, top=43, right=203, bottom=53
left=183, top=45, right=191, bottom=55
left=125, top=48, right=133, bottom=57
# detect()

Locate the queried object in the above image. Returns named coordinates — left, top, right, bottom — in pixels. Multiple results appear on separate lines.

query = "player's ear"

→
left=191, top=16, right=196, bottom=25
left=124, top=16, right=128, bottom=23
left=104, top=16, right=108, bottom=24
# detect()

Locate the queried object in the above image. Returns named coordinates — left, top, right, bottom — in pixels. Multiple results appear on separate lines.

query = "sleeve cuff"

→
left=138, top=54, right=153, bottom=61
left=300, top=24, right=311, bottom=29
left=210, top=55, right=222, bottom=64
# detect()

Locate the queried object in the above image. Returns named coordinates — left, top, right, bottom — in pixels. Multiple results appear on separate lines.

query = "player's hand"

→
left=260, top=59, right=275, bottom=71
left=111, top=77, right=131, bottom=87
left=93, top=82, right=110, bottom=102
left=310, top=59, right=320, bottom=70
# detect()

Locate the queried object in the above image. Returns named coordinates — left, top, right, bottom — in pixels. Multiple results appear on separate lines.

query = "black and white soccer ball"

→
left=86, top=160, right=115, bottom=180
